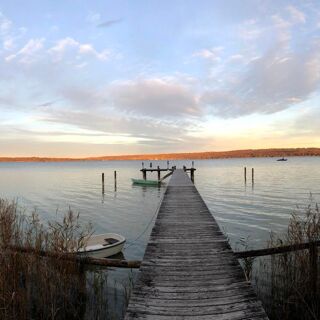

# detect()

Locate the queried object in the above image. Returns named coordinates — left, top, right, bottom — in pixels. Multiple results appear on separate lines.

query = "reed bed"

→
left=0, top=199, right=132, bottom=320
left=246, top=201, right=320, bottom=320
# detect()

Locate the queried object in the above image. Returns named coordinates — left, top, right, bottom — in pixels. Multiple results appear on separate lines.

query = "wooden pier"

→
left=125, top=169, right=268, bottom=319
left=141, top=166, right=196, bottom=182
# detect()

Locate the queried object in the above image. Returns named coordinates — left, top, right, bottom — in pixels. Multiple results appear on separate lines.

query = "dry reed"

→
left=253, top=200, right=320, bottom=320
left=0, top=199, right=123, bottom=319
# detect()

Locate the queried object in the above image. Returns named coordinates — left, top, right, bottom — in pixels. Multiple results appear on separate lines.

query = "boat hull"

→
left=131, top=178, right=160, bottom=186
left=79, top=242, right=125, bottom=259
left=77, top=233, right=126, bottom=258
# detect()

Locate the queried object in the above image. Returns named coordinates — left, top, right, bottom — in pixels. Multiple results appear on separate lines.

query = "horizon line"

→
left=0, top=147, right=319, bottom=162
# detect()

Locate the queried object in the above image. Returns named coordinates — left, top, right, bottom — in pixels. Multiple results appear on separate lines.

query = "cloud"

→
left=291, top=108, right=320, bottom=136
left=42, top=109, right=194, bottom=143
left=0, top=11, right=15, bottom=50
left=37, top=99, right=60, bottom=108
left=97, top=19, right=122, bottom=28
left=199, top=7, right=320, bottom=119
left=5, top=38, right=45, bottom=63
left=86, top=12, right=122, bottom=28
left=109, top=78, right=200, bottom=117
left=86, top=12, right=101, bottom=24
left=238, top=19, right=263, bottom=41
left=202, top=39, right=320, bottom=118
left=287, top=5, right=306, bottom=24
left=49, top=37, right=78, bottom=54
left=59, top=86, right=107, bottom=109
left=228, top=54, right=245, bottom=64
left=193, top=47, right=223, bottom=62
left=78, top=43, right=110, bottom=60
left=48, top=37, right=110, bottom=61
left=0, top=11, right=12, bottom=35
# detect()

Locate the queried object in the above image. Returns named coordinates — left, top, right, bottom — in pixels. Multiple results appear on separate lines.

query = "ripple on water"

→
left=0, top=158, right=319, bottom=255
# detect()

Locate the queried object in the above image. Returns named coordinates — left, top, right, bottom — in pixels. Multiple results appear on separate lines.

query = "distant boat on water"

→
left=277, top=157, right=288, bottom=161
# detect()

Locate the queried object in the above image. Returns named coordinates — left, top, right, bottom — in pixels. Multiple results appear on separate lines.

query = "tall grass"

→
left=0, top=199, right=93, bottom=319
left=0, top=199, right=132, bottom=320
left=251, top=201, right=320, bottom=320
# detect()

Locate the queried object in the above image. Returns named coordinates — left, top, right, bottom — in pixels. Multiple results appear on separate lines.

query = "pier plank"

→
left=125, top=169, right=268, bottom=319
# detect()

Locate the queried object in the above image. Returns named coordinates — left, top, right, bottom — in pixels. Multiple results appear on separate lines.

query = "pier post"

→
left=244, top=167, right=247, bottom=183
left=167, top=161, right=169, bottom=169
left=114, top=171, right=117, bottom=190
left=142, top=169, right=147, bottom=180
left=102, top=173, right=105, bottom=194
left=190, top=168, right=195, bottom=183
left=252, top=168, right=254, bottom=184
left=157, top=166, right=161, bottom=181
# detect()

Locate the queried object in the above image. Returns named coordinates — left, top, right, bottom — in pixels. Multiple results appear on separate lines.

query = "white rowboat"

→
left=77, top=233, right=126, bottom=259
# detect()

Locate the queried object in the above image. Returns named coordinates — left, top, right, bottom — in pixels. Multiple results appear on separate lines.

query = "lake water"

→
left=1, top=157, right=319, bottom=317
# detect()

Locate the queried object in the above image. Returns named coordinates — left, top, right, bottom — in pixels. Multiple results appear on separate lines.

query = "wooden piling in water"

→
left=142, top=169, right=146, bottom=180
left=157, top=166, right=160, bottom=181
left=114, top=170, right=117, bottom=190
left=252, top=168, right=254, bottom=183
left=244, top=167, right=247, bottom=183
left=102, top=173, right=105, bottom=193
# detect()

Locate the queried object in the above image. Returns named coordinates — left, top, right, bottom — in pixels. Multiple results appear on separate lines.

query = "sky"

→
left=0, top=0, right=320, bottom=157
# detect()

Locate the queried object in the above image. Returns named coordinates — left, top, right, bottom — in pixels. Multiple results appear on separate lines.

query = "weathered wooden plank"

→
left=125, top=169, right=268, bottom=319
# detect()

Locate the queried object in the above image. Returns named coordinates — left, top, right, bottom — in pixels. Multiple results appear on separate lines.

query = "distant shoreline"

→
left=0, top=148, right=319, bottom=163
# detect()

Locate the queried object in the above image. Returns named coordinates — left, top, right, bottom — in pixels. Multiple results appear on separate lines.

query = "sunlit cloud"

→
left=0, top=1, right=319, bottom=156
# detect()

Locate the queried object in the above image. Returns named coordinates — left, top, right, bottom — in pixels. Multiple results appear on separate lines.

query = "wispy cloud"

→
left=5, top=38, right=45, bottom=63
left=97, top=18, right=122, bottom=28
left=0, top=11, right=12, bottom=34
left=48, top=37, right=110, bottom=61
left=238, top=19, right=263, bottom=41
left=0, top=1, right=319, bottom=156
left=37, top=99, right=60, bottom=108
left=287, top=5, right=306, bottom=24
left=109, top=78, right=200, bottom=117
left=192, top=47, right=223, bottom=62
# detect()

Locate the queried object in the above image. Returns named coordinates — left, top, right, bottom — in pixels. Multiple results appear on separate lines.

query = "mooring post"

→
left=157, top=166, right=161, bottom=181
left=102, top=173, right=105, bottom=193
left=192, top=161, right=194, bottom=168
left=244, top=167, right=247, bottom=183
left=190, top=168, right=195, bottom=183
left=114, top=170, right=117, bottom=190
left=252, top=168, right=254, bottom=183
left=167, top=160, right=169, bottom=169
left=142, top=169, right=146, bottom=180
left=142, top=162, right=144, bottom=169
left=309, top=243, right=318, bottom=296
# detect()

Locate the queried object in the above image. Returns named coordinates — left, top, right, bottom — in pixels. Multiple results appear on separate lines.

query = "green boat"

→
left=131, top=178, right=160, bottom=186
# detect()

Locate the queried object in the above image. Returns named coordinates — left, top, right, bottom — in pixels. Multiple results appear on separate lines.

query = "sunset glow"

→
left=0, top=0, right=319, bottom=156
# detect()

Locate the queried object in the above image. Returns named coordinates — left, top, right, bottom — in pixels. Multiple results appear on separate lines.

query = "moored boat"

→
left=77, top=233, right=125, bottom=258
left=131, top=178, right=160, bottom=186
left=277, top=158, right=288, bottom=161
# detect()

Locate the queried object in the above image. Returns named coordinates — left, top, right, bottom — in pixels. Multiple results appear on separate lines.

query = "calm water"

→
left=1, top=157, right=319, bottom=252
left=0, top=157, right=319, bottom=316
